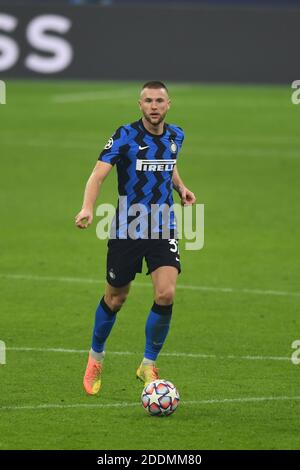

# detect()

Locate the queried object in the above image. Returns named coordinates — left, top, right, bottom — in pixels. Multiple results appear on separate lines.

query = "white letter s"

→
left=25, top=15, right=73, bottom=73
left=0, top=13, right=19, bottom=71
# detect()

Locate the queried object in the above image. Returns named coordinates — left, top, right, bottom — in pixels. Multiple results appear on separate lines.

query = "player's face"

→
left=139, top=88, right=170, bottom=126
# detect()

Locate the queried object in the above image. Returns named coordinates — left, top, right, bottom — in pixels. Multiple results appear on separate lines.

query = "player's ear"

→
left=167, top=99, right=171, bottom=110
left=138, top=99, right=142, bottom=110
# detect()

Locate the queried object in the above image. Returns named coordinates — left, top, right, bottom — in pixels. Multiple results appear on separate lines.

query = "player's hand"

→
left=75, top=208, right=93, bottom=229
left=180, top=187, right=196, bottom=206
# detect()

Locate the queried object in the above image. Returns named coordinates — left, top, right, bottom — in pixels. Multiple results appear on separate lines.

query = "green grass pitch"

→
left=0, top=81, right=300, bottom=449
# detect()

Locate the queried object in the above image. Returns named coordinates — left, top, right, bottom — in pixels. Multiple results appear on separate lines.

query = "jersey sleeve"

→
left=98, top=126, right=128, bottom=166
left=169, top=124, right=185, bottom=154
left=172, top=127, right=184, bottom=157
left=177, top=127, right=185, bottom=149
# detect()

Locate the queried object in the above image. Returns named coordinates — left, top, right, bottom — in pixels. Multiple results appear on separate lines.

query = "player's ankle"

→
left=90, top=349, right=105, bottom=363
left=142, top=358, right=156, bottom=366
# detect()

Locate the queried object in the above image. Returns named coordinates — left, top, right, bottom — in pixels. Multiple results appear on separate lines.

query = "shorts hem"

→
left=146, top=263, right=181, bottom=276
left=106, top=275, right=136, bottom=288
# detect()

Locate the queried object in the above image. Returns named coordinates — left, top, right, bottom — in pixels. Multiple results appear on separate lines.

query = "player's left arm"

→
left=172, top=165, right=196, bottom=206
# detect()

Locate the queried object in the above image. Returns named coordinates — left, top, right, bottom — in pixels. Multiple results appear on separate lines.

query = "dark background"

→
left=0, top=3, right=299, bottom=83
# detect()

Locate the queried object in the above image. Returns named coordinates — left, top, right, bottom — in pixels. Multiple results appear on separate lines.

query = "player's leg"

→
left=92, top=282, right=131, bottom=356
left=137, top=266, right=178, bottom=385
left=83, top=282, right=130, bottom=395
left=84, top=237, right=143, bottom=395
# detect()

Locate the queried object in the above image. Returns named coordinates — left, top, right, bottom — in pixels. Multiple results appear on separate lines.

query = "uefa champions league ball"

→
left=141, top=380, right=180, bottom=416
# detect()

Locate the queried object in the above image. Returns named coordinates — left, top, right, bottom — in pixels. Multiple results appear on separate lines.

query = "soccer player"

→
left=75, top=81, right=196, bottom=395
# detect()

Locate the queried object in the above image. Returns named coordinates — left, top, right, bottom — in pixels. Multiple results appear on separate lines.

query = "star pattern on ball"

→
left=148, top=389, right=163, bottom=406
left=167, top=387, right=178, bottom=401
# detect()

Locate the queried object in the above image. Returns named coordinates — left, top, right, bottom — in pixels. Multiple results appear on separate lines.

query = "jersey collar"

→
left=139, top=119, right=167, bottom=138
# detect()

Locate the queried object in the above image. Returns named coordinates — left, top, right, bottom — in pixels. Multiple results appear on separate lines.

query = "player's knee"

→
left=105, top=292, right=128, bottom=312
left=155, top=286, right=175, bottom=305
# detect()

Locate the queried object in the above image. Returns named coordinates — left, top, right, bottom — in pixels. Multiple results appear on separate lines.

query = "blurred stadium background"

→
left=0, top=0, right=300, bottom=451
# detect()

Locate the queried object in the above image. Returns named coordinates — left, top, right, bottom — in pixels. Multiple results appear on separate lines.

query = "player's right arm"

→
left=75, top=161, right=112, bottom=229
left=75, top=126, right=128, bottom=229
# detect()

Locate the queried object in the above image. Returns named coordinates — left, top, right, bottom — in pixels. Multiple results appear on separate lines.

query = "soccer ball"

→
left=141, top=379, right=180, bottom=417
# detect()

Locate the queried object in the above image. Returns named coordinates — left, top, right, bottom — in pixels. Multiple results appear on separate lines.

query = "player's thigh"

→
left=150, top=266, right=178, bottom=305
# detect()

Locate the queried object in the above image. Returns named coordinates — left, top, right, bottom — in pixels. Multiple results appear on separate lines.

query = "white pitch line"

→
left=188, top=147, right=300, bottom=159
left=184, top=396, right=300, bottom=405
left=0, top=402, right=138, bottom=411
left=1, top=272, right=300, bottom=298
left=191, top=135, right=300, bottom=145
left=52, top=90, right=136, bottom=103
left=1, top=396, right=300, bottom=412
left=6, top=347, right=290, bottom=362
left=3, top=140, right=300, bottom=160
left=174, top=98, right=292, bottom=109
left=2, top=140, right=97, bottom=150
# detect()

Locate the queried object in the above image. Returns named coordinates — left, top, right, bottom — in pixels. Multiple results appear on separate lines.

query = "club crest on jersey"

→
left=136, top=159, right=176, bottom=172
left=170, top=140, right=177, bottom=154
left=104, top=137, right=113, bottom=150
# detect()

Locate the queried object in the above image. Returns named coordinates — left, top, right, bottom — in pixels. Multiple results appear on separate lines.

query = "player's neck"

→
left=142, top=117, right=165, bottom=136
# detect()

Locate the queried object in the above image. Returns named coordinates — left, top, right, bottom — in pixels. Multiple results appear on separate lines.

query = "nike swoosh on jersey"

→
left=138, top=145, right=149, bottom=150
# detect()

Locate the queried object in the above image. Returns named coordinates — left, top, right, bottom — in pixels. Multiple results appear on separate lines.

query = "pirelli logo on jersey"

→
left=136, top=159, right=176, bottom=172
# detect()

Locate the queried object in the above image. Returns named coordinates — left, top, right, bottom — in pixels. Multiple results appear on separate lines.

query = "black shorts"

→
left=106, top=238, right=181, bottom=287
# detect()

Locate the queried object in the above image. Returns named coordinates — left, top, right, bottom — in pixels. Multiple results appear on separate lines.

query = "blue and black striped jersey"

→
left=99, top=119, right=184, bottom=238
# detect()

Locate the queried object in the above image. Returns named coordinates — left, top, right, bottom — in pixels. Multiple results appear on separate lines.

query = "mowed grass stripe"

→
left=1, top=396, right=300, bottom=412
left=6, top=346, right=291, bottom=361
left=1, top=273, right=300, bottom=298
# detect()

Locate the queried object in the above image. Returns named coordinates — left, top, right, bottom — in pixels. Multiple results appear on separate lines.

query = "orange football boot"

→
left=83, top=354, right=103, bottom=395
left=136, top=362, right=160, bottom=386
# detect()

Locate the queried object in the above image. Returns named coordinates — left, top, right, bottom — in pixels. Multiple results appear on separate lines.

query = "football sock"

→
left=144, top=302, right=173, bottom=361
left=91, top=296, right=117, bottom=353
left=142, top=358, right=155, bottom=366
left=90, top=349, right=105, bottom=363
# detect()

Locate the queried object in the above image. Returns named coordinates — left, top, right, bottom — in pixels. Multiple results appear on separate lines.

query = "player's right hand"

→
left=75, top=208, right=93, bottom=229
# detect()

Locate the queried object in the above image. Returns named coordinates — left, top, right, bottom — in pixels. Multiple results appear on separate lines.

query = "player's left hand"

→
left=180, top=187, right=196, bottom=206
